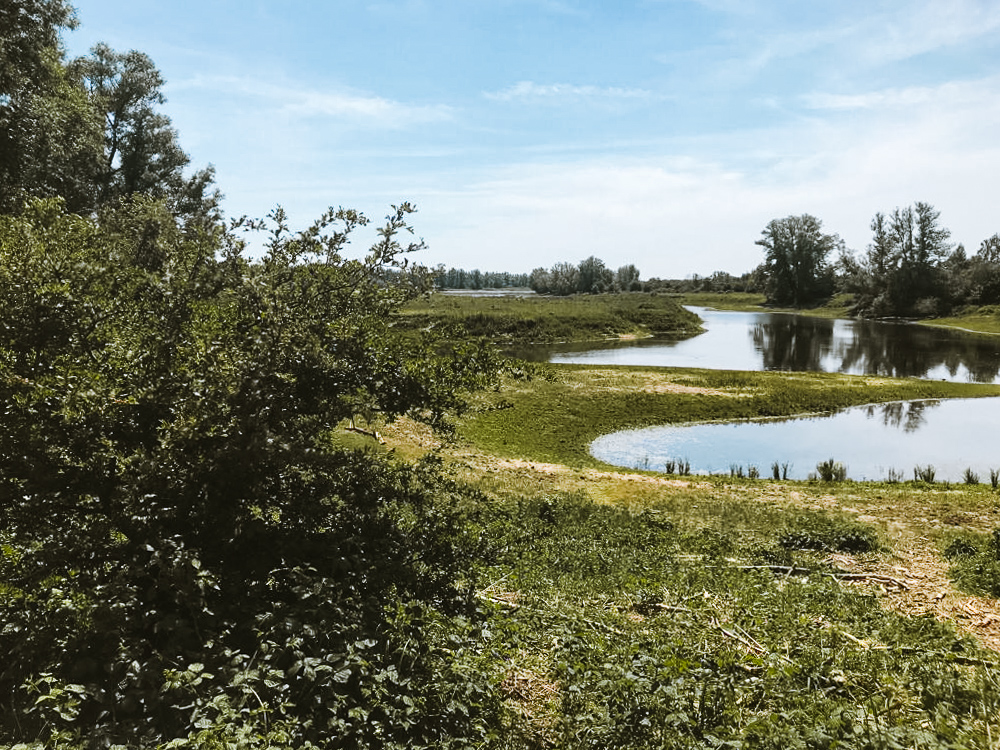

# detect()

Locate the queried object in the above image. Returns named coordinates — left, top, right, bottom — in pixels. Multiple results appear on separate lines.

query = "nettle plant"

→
left=0, top=198, right=507, bottom=747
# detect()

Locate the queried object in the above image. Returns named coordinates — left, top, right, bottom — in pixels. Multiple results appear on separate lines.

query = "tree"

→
left=0, top=0, right=103, bottom=213
left=756, top=214, right=838, bottom=307
left=845, top=202, right=952, bottom=316
left=0, top=198, right=506, bottom=745
left=71, top=43, right=221, bottom=226
left=615, top=263, right=641, bottom=292
left=577, top=255, right=613, bottom=294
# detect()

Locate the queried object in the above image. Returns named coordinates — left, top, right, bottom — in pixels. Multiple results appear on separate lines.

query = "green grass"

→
left=461, top=365, right=1000, bottom=468
left=476, top=491, right=1000, bottom=748
left=676, top=292, right=855, bottom=318
left=923, top=305, right=1000, bottom=336
left=399, top=292, right=702, bottom=344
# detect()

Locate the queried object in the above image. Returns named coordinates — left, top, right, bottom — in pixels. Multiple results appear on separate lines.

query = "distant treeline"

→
left=433, top=266, right=531, bottom=289
left=436, top=259, right=763, bottom=297
left=436, top=256, right=646, bottom=295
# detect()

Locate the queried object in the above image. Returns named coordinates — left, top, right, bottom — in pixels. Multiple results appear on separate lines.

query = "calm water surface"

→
left=522, top=307, right=1000, bottom=384
left=533, top=307, right=1000, bottom=479
left=591, top=398, right=1000, bottom=482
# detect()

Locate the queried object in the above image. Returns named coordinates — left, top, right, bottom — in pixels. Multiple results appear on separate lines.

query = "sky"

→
left=61, top=0, right=1000, bottom=279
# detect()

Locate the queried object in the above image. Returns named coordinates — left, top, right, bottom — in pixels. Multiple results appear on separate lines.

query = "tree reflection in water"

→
left=749, top=313, right=1000, bottom=383
left=864, top=400, right=939, bottom=433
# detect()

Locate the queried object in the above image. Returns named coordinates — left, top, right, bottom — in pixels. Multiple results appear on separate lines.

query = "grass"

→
left=345, top=303, right=1000, bottom=746
left=923, top=305, right=1000, bottom=336
left=398, top=292, right=703, bottom=344
left=677, top=291, right=855, bottom=318
left=369, top=383, right=1000, bottom=746
left=460, top=364, right=1000, bottom=468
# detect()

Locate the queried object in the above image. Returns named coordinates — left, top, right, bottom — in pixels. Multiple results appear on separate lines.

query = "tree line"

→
left=433, top=266, right=531, bottom=289
left=529, top=256, right=641, bottom=295
left=757, top=204, right=1000, bottom=317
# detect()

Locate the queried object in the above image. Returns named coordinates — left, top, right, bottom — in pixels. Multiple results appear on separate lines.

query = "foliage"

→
left=400, top=292, right=702, bottom=345
left=0, top=0, right=103, bottom=214
left=842, top=203, right=955, bottom=317
left=945, top=529, right=1000, bottom=599
left=778, top=512, right=880, bottom=553
left=0, top=2, right=220, bottom=225
left=0, top=198, right=508, bottom=746
left=756, top=214, right=839, bottom=308
left=528, top=256, right=639, bottom=295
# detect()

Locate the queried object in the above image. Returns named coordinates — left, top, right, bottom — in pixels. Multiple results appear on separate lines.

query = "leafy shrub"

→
left=778, top=513, right=880, bottom=553
left=0, top=199, right=508, bottom=747
left=946, top=529, right=1000, bottom=598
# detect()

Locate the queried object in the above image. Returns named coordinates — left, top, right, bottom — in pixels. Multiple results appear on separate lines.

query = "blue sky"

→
left=63, top=0, right=1000, bottom=278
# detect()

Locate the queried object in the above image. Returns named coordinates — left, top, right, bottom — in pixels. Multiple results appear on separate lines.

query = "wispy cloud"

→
left=485, top=80, right=657, bottom=102
left=170, top=74, right=452, bottom=128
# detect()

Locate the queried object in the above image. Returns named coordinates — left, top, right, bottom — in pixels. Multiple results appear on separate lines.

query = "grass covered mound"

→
left=399, top=292, right=703, bottom=344
left=462, top=365, right=1000, bottom=467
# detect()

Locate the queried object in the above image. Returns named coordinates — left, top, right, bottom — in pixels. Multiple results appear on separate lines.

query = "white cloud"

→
left=170, top=74, right=452, bottom=128
left=416, top=74, right=1000, bottom=278
left=485, top=80, right=657, bottom=102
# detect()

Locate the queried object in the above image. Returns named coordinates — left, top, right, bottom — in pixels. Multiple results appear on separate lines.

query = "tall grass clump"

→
left=963, top=467, right=980, bottom=485
left=914, top=464, right=936, bottom=483
left=991, top=468, right=1000, bottom=490
left=815, top=458, right=847, bottom=482
left=944, top=529, right=1000, bottom=598
left=778, top=512, right=880, bottom=553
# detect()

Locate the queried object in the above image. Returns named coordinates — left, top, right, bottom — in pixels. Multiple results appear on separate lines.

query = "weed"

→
left=914, top=464, right=936, bottom=483
left=778, top=512, right=880, bottom=553
left=816, top=458, right=847, bottom=482
left=886, top=467, right=904, bottom=483
left=945, top=529, right=1000, bottom=597
left=991, top=468, right=999, bottom=490
left=771, top=461, right=781, bottom=480
left=963, top=467, right=980, bottom=485
left=747, top=465, right=760, bottom=479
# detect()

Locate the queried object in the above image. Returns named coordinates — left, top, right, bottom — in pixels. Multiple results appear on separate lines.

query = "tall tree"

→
left=0, top=0, right=103, bottom=213
left=71, top=43, right=221, bottom=226
left=756, top=214, right=838, bottom=307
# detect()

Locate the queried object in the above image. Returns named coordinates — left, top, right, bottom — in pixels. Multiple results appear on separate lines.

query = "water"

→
left=547, top=307, right=1000, bottom=480
left=521, top=307, right=1000, bottom=384
left=591, top=397, right=1000, bottom=483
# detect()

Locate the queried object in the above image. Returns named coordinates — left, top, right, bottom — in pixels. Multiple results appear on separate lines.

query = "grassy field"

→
left=924, top=306, right=1000, bottom=336
left=399, top=292, right=702, bottom=344
left=359, top=359, right=1000, bottom=747
left=460, top=365, right=1000, bottom=468
left=677, top=291, right=856, bottom=318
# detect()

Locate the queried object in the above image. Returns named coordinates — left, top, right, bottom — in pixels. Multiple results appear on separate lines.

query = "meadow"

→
left=372, top=293, right=1000, bottom=747
left=399, top=292, right=703, bottom=344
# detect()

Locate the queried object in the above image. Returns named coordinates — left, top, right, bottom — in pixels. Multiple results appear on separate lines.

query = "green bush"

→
left=946, top=529, right=1000, bottom=598
left=0, top=199, right=508, bottom=747
left=777, top=513, right=880, bottom=553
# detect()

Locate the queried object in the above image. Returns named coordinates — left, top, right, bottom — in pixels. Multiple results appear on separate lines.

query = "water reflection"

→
left=866, top=400, right=936, bottom=433
left=590, top=397, right=1000, bottom=482
left=520, top=308, right=1000, bottom=384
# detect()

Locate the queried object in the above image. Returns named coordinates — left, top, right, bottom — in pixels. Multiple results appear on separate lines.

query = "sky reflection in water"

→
left=554, top=308, right=1000, bottom=479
